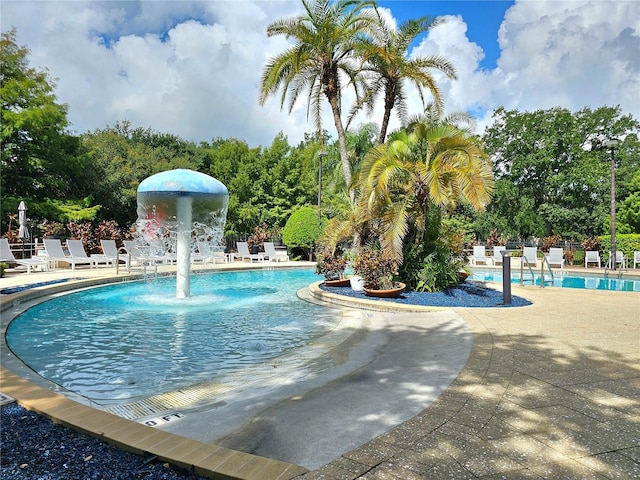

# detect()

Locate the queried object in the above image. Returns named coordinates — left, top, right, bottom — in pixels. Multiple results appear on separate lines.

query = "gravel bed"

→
left=320, top=280, right=532, bottom=307
left=1, top=403, right=208, bottom=480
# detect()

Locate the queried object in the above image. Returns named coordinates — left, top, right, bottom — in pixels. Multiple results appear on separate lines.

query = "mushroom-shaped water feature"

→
left=136, top=169, right=228, bottom=298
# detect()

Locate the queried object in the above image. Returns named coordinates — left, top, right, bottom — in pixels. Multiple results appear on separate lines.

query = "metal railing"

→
left=539, top=255, right=554, bottom=287
left=519, top=255, right=554, bottom=288
left=519, top=256, right=536, bottom=285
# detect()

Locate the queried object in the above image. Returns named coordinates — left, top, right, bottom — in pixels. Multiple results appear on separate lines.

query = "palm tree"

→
left=259, top=0, right=377, bottom=202
left=351, top=11, right=458, bottom=143
left=358, top=121, right=494, bottom=262
left=406, top=102, right=477, bottom=134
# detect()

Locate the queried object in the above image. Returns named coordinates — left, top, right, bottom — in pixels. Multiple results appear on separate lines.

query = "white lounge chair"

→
left=584, top=250, right=601, bottom=268
left=99, top=239, right=127, bottom=266
left=469, top=245, right=490, bottom=265
left=123, top=240, right=169, bottom=268
left=235, top=242, right=263, bottom=262
left=492, top=246, right=506, bottom=266
left=634, top=251, right=640, bottom=269
left=67, top=239, right=112, bottom=267
left=521, top=246, right=538, bottom=268
left=43, top=238, right=95, bottom=270
left=0, top=238, right=49, bottom=273
left=606, top=251, right=627, bottom=269
left=547, top=247, right=565, bottom=269
left=195, top=241, right=226, bottom=264
left=264, top=242, right=289, bottom=262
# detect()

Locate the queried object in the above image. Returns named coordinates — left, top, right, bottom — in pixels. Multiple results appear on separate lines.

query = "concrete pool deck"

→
left=1, top=262, right=639, bottom=479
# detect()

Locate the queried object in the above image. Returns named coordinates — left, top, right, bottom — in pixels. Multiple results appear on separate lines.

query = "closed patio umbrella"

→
left=18, top=201, right=29, bottom=257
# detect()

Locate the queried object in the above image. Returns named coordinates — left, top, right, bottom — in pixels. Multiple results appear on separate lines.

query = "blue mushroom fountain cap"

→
left=138, top=169, right=228, bottom=196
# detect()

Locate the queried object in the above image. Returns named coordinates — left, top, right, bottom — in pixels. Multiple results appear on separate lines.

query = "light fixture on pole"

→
left=582, top=133, right=620, bottom=269
left=317, top=150, right=327, bottom=220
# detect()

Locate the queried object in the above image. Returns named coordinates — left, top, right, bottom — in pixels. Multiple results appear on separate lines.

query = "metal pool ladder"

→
left=520, top=255, right=554, bottom=287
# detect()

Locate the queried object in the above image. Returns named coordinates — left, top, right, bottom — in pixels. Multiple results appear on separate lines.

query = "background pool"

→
left=6, top=269, right=333, bottom=405
left=471, top=268, right=640, bottom=292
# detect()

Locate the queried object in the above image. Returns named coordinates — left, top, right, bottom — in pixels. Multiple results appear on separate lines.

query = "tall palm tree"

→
left=358, top=121, right=494, bottom=262
left=259, top=0, right=377, bottom=202
left=351, top=11, right=458, bottom=143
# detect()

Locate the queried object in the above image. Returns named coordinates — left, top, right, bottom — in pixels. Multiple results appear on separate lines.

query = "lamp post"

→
left=583, top=134, right=620, bottom=269
left=317, top=151, right=327, bottom=220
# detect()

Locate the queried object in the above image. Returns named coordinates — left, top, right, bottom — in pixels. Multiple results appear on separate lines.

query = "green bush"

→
left=400, top=243, right=463, bottom=292
left=282, top=206, right=326, bottom=260
left=599, top=234, right=640, bottom=263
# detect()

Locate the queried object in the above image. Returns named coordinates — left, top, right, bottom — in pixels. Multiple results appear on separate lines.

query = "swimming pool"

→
left=6, top=269, right=335, bottom=406
left=471, top=268, right=640, bottom=292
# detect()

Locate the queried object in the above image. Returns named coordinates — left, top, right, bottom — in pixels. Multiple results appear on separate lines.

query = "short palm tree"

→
left=358, top=121, right=494, bottom=262
left=259, top=0, right=377, bottom=202
left=350, top=11, right=458, bottom=143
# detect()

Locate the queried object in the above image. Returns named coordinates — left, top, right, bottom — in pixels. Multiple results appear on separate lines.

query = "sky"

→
left=2, top=0, right=639, bottom=148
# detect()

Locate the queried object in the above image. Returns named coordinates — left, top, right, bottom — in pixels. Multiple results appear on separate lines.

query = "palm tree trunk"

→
left=327, top=94, right=355, bottom=203
left=379, top=87, right=395, bottom=144
left=379, top=107, right=392, bottom=145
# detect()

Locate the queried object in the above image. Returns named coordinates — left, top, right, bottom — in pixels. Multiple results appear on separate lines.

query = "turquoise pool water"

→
left=471, top=268, right=640, bottom=292
left=6, top=269, right=331, bottom=405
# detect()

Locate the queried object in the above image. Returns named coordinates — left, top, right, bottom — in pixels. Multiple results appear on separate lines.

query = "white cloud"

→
left=410, top=0, right=639, bottom=134
left=1, top=0, right=638, bottom=147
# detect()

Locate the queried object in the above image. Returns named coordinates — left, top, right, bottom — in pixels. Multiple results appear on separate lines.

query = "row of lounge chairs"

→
left=469, top=245, right=638, bottom=269
left=469, top=246, right=559, bottom=268
left=1, top=238, right=289, bottom=274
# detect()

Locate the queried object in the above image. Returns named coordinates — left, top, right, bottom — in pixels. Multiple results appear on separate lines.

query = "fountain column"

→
left=176, top=195, right=193, bottom=298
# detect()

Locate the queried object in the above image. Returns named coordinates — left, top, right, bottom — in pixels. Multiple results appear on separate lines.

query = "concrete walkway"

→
left=304, top=284, right=640, bottom=479
left=1, top=264, right=639, bottom=479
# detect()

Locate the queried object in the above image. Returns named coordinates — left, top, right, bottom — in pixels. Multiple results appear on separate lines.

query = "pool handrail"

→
left=519, top=254, right=536, bottom=285
left=540, top=255, right=554, bottom=287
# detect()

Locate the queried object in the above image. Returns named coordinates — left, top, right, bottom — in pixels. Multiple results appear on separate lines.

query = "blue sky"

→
left=1, top=1, right=637, bottom=147
left=378, top=0, right=515, bottom=69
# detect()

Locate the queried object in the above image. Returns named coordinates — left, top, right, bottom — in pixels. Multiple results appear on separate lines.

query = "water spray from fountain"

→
left=136, top=169, right=229, bottom=298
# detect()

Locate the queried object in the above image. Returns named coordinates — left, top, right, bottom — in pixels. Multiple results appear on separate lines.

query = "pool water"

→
left=6, top=269, right=332, bottom=405
left=471, top=268, right=640, bottom=292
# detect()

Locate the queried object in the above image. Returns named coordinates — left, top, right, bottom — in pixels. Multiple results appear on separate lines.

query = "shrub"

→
left=413, top=248, right=464, bottom=293
left=541, top=235, right=561, bottom=252
left=352, top=248, right=398, bottom=290
left=599, top=233, right=640, bottom=262
left=315, top=252, right=347, bottom=280
left=486, top=229, right=502, bottom=247
left=68, top=220, right=131, bottom=253
left=581, top=237, right=601, bottom=252
left=282, top=206, right=325, bottom=260
left=38, top=220, right=67, bottom=239
left=247, top=223, right=270, bottom=252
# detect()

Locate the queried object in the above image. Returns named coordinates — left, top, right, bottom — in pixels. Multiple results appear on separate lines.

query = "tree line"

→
left=2, top=4, right=639, bottom=254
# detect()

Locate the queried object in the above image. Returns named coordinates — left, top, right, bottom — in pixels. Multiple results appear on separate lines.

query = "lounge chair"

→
left=492, top=246, right=506, bottom=266
left=195, top=241, right=226, bottom=264
left=264, top=242, right=289, bottom=262
left=469, top=245, right=490, bottom=265
left=634, top=251, right=640, bottom=269
left=234, top=242, right=264, bottom=262
left=123, top=240, right=169, bottom=268
left=584, top=250, right=601, bottom=268
left=43, top=238, right=95, bottom=270
left=606, top=251, right=627, bottom=269
left=547, top=247, right=565, bottom=269
left=521, top=246, right=538, bottom=269
left=0, top=238, right=49, bottom=273
left=99, top=239, right=127, bottom=266
left=67, top=239, right=112, bottom=267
